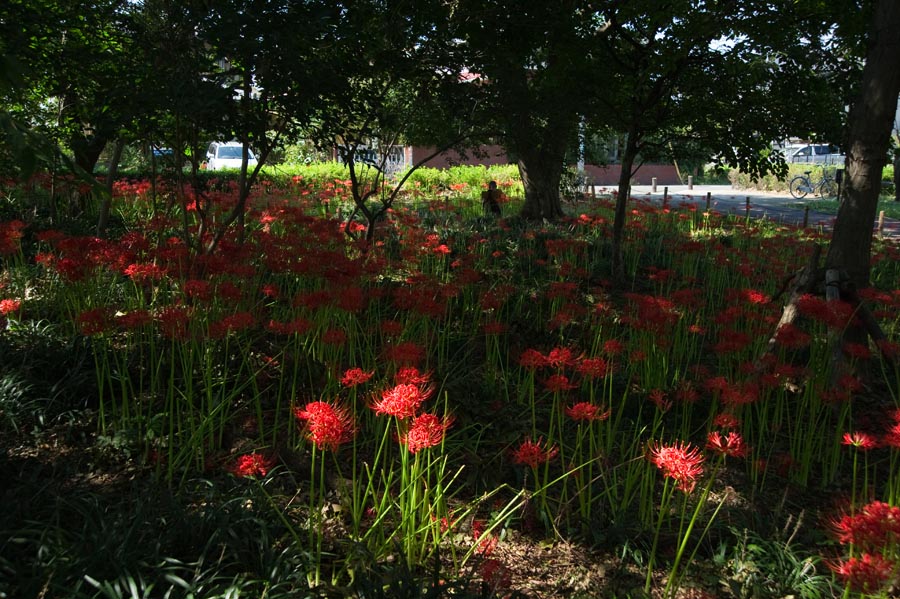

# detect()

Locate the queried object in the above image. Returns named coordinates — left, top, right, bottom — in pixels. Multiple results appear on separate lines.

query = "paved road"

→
left=590, top=184, right=899, bottom=239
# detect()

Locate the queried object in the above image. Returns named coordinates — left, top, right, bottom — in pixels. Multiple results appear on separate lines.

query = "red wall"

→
left=411, top=146, right=680, bottom=186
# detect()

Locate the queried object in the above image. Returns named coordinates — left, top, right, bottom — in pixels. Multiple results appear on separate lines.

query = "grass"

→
left=787, top=196, right=900, bottom=219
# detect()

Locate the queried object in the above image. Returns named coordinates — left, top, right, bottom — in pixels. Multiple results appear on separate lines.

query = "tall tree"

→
left=303, top=0, right=476, bottom=241
left=596, top=0, right=846, bottom=277
left=825, top=0, right=900, bottom=289
left=451, top=1, right=608, bottom=220
left=0, top=0, right=145, bottom=175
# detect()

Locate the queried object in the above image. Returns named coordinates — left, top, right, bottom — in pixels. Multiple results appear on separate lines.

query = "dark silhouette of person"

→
left=481, top=180, right=502, bottom=216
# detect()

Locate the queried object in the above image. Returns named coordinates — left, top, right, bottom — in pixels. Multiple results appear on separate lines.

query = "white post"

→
left=651, top=177, right=657, bottom=193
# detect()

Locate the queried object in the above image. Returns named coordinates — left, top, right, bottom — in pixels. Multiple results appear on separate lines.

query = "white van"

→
left=785, top=144, right=845, bottom=165
left=205, top=142, right=258, bottom=171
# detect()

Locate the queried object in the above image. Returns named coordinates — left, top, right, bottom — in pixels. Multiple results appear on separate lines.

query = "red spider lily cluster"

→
left=4, top=166, right=900, bottom=594
left=0, top=219, right=25, bottom=255
left=828, top=500, right=900, bottom=593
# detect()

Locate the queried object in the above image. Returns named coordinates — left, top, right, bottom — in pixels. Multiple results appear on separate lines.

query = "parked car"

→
left=784, top=143, right=845, bottom=165
left=205, top=142, right=258, bottom=171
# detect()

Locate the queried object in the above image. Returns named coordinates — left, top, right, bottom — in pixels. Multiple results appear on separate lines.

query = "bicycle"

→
left=788, top=169, right=838, bottom=199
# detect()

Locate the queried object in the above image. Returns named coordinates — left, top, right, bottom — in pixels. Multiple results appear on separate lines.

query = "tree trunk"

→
left=825, top=0, right=900, bottom=289
left=518, top=149, right=566, bottom=221
left=96, top=138, right=125, bottom=237
left=70, top=131, right=107, bottom=175
left=515, top=117, right=572, bottom=221
left=611, top=130, right=639, bottom=280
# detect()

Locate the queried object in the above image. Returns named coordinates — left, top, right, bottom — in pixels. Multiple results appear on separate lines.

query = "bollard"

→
left=663, top=186, right=668, bottom=208
left=705, top=191, right=711, bottom=212
left=878, top=210, right=885, bottom=239
left=688, top=175, right=694, bottom=190
left=651, top=177, right=657, bottom=193
left=803, top=205, right=810, bottom=228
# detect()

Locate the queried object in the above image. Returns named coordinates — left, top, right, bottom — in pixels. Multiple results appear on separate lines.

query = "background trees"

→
left=3, top=0, right=894, bottom=281
left=449, top=1, right=607, bottom=220
left=592, top=0, right=848, bottom=276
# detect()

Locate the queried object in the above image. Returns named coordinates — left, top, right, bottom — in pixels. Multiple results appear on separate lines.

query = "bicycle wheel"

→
left=818, top=178, right=838, bottom=199
left=788, top=176, right=809, bottom=199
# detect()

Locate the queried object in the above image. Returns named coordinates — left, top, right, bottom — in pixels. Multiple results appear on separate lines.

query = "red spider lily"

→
left=883, top=421, right=900, bottom=449
left=797, top=294, right=856, bottom=329
left=512, top=437, right=559, bottom=469
left=380, top=319, right=404, bottom=337
left=674, top=382, right=700, bottom=404
left=260, top=283, right=280, bottom=299
left=876, top=338, right=900, bottom=359
left=648, top=440, right=705, bottom=493
left=842, top=342, right=872, bottom=360
left=123, top=262, right=167, bottom=281
left=713, top=412, right=741, bottom=429
left=183, top=279, right=212, bottom=302
left=842, top=431, right=878, bottom=451
left=295, top=401, right=355, bottom=451
left=372, top=383, right=433, bottom=419
left=232, top=452, right=273, bottom=477
left=706, top=431, right=748, bottom=458
left=398, top=413, right=453, bottom=453
left=740, top=288, right=771, bottom=305
left=546, top=346, right=578, bottom=369
left=471, top=519, right=499, bottom=556
left=773, top=323, right=812, bottom=349
left=321, top=328, right=347, bottom=346
left=565, top=402, right=611, bottom=422
left=76, top=307, right=112, bottom=336
left=394, top=366, right=432, bottom=385
left=115, top=309, right=152, bottom=330
left=721, top=381, right=759, bottom=407
left=341, top=367, right=374, bottom=387
left=622, top=293, right=680, bottom=333
left=602, top=339, right=625, bottom=355
left=214, top=280, right=243, bottom=302
left=266, top=317, right=312, bottom=336
left=829, top=553, right=896, bottom=594
left=649, top=389, right=671, bottom=411
left=711, top=330, right=752, bottom=354
left=334, top=285, right=367, bottom=312
left=830, top=501, right=900, bottom=550
left=156, top=306, right=191, bottom=341
left=543, top=374, right=576, bottom=392
left=0, top=220, right=25, bottom=254
left=209, top=311, right=255, bottom=338
left=518, top=348, right=547, bottom=370
left=479, top=558, right=512, bottom=591
left=577, top=356, right=610, bottom=379
left=384, top=340, right=426, bottom=365
left=0, top=298, right=22, bottom=315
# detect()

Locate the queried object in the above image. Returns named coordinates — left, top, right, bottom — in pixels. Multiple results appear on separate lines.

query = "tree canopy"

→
left=1, top=0, right=889, bottom=280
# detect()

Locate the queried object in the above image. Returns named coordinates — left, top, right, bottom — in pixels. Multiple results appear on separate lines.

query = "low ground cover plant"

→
left=1, top=165, right=899, bottom=598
